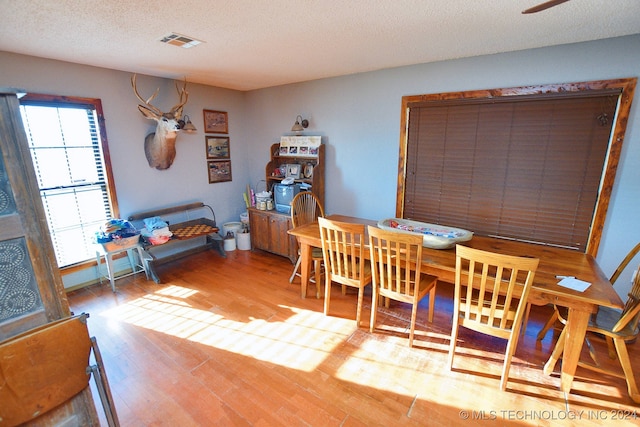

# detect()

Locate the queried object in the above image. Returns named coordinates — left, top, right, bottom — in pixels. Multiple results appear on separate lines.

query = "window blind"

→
left=19, top=100, right=113, bottom=267
left=403, top=92, right=619, bottom=251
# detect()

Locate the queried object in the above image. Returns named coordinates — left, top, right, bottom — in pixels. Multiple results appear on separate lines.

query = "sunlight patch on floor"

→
left=102, top=285, right=355, bottom=372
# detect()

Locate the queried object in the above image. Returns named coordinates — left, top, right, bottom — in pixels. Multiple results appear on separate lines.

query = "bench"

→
left=128, top=202, right=225, bottom=283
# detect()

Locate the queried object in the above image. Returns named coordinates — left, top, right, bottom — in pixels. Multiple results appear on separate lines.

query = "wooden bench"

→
left=128, top=202, right=225, bottom=283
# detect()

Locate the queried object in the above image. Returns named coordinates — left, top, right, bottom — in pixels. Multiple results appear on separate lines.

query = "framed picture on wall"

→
left=208, top=160, right=232, bottom=183
left=206, top=136, right=230, bottom=159
left=203, top=110, right=228, bottom=134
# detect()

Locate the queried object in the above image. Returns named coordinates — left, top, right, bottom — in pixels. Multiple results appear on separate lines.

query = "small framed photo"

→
left=206, top=136, right=230, bottom=159
left=203, top=110, right=228, bottom=134
left=208, top=160, right=232, bottom=183
left=285, top=163, right=301, bottom=179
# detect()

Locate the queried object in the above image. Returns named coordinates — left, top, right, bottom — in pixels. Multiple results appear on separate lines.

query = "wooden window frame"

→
left=19, top=94, right=119, bottom=268
left=396, top=78, right=637, bottom=257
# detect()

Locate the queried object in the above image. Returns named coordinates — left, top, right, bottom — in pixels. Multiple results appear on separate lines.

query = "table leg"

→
left=104, top=252, right=116, bottom=292
left=543, top=307, right=590, bottom=393
left=299, top=243, right=312, bottom=298
left=559, top=308, right=590, bottom=392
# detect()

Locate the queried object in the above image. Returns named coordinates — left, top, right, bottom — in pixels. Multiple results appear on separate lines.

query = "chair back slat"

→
left=318, top=217, right=366, bottom=287
left=368, top=227, right=423, bottom=298
left=290, top=191, right=325, bottom=228
left=613, top=264, right=640, bottom=334
left=609, top=242, right=640, bottom=285
left=455, top=245, right=539, bottom=334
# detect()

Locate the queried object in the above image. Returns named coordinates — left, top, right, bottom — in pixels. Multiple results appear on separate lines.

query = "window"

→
left=397, top=78, right=636, bottom=256
left=19, top=94, right=118, bottom=267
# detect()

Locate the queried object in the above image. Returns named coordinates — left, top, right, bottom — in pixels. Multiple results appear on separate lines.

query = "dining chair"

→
left=289, top=191, right=325, bottom=298
left=543, top=268, right=640, bottom=403
left=318, top=217, right=372, bottom=327
left=367, top=226, right=438, bottom=347
left=0, top=313, right=120, bottom=426
left=448, top=244, right=539, bottom=391
left=536, top=241, right=640, bottom=348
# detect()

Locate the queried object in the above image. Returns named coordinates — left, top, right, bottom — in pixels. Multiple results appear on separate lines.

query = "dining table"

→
left=288, top=214, right=624, bottom=395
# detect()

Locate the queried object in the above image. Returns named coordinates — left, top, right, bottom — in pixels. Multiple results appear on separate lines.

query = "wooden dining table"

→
left=288, top=214, right=623, bottom=395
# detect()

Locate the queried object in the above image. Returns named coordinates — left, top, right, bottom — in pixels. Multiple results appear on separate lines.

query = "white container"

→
left=222, top=222, right=243, bottom=237
left=237, top=232, right=251, bottom=250
left=224, top=237, right=236, bottom=251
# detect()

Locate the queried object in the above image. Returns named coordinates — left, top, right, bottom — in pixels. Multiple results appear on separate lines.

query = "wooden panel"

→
left=0, top=315, right=93, bottom=426
left=0, top=92, right=70, bottom=340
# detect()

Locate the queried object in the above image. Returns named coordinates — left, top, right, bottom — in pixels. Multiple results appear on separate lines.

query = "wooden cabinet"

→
left=249, top=208, right=298, bottom=262
left=250, top=138, right=325, bottom=262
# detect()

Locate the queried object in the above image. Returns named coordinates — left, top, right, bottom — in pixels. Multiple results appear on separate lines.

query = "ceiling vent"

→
left=159, top=33, right=203, bottom=49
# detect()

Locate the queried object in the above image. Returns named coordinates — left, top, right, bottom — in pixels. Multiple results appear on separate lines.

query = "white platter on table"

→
left=377, top=218, right=473, bottom=249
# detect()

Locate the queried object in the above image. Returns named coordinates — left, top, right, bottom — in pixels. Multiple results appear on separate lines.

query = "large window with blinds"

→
left=19, top=95, right=117, bottom=267
left=397, top=79, right=636, bottom=255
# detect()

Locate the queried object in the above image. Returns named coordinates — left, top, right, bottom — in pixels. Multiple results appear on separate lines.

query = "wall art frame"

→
left=203, top=109, right=228, bottom=134
left=206, top=136, right=230, bottom=159
left=208, top=160, right=232, bottom=183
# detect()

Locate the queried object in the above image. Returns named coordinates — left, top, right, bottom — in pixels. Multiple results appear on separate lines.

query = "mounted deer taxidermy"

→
left=131, top=74, right=189, bottom=170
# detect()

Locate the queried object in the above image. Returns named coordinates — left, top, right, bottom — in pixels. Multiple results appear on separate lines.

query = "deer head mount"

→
left=131, top=74, right=189, bottom=170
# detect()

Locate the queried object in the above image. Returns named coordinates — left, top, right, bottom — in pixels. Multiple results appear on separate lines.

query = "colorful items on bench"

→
left=140, top=216, right=172, bottom=245
left=95, top=219, right=140, bottom=250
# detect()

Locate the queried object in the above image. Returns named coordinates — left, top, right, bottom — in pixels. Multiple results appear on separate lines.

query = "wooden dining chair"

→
left=0, top=313, right=119, bottom=426
left=536, top=241, right=640, bottom=346
left=448, top=245, right=539, bottom=391
left=318, top=217, right=372, bottom=327
left=543, top=268, right=640, bottom=403
left=367, top=226, right=438, bottom=347
left=289, top=191, right=325, bottom=298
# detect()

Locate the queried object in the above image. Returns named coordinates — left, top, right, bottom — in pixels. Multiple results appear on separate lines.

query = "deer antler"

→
left=170, top=78, right=189, bottom=119
left=131, top=74, right=164, bottom=117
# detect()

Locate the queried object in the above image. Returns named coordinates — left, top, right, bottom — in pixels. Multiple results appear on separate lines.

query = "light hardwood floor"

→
left=68, top=248, right=640, bottom=426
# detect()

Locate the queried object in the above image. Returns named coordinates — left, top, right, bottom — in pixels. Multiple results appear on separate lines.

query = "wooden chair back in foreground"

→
left=448, top=245, right=539, bottom=391
left=318, top=217, right=372, bottom=327
left=543, top=266, right=640, bottom=403
left=536, top=241, right=640, bottom=344
left=0, top=313, right=119, bottom=426
left=289, top=191, right=325, bottom=298
left=367, top=226, right=438, bottom=347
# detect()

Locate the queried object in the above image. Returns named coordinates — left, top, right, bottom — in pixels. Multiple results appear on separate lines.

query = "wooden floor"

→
left=68, top=248, right=640, bottom=426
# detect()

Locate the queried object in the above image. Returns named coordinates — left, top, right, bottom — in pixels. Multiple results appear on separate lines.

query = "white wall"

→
left=244, top=34, right=640, bottom=298
left=1, top=34, right=639, bottom=296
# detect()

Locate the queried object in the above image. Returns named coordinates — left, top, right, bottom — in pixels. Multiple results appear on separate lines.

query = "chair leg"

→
left=606, top=336, right=617, bottom=359
left=543, top=326, right=566, bottom=375
left=289, top=256, right=302, bottom=283
left=409, top=300, right=418, bottom=347
left=324, top=275, right=331, bottom=316
left=355, top=286, right=365, bottom=327
left=536, top=309, right=559, bottom=341
left=500, top=331, right=522, bottom=391
left=448, top=313, right=460, bottom=370
left=612, top=338, right=640, bottom=404
left=585, top=337, right=600, bottom=365
left=370, top=287, right=378, bottom=333
left=313, top=259, right=322, bottom=299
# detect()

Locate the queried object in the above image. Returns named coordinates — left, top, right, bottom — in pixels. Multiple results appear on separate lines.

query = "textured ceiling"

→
left=2, top=0, right=639, bottom=91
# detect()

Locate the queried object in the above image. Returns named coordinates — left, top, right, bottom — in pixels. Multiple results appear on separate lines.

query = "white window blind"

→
left=20, top=99, right=113, bottom=267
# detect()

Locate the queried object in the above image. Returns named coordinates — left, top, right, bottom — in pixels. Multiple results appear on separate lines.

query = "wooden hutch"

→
left=249, top=137, right=325, bottom=262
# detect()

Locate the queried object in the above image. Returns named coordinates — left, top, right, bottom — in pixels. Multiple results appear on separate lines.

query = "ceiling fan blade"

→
left=522, top=0, right=571, bottom=14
